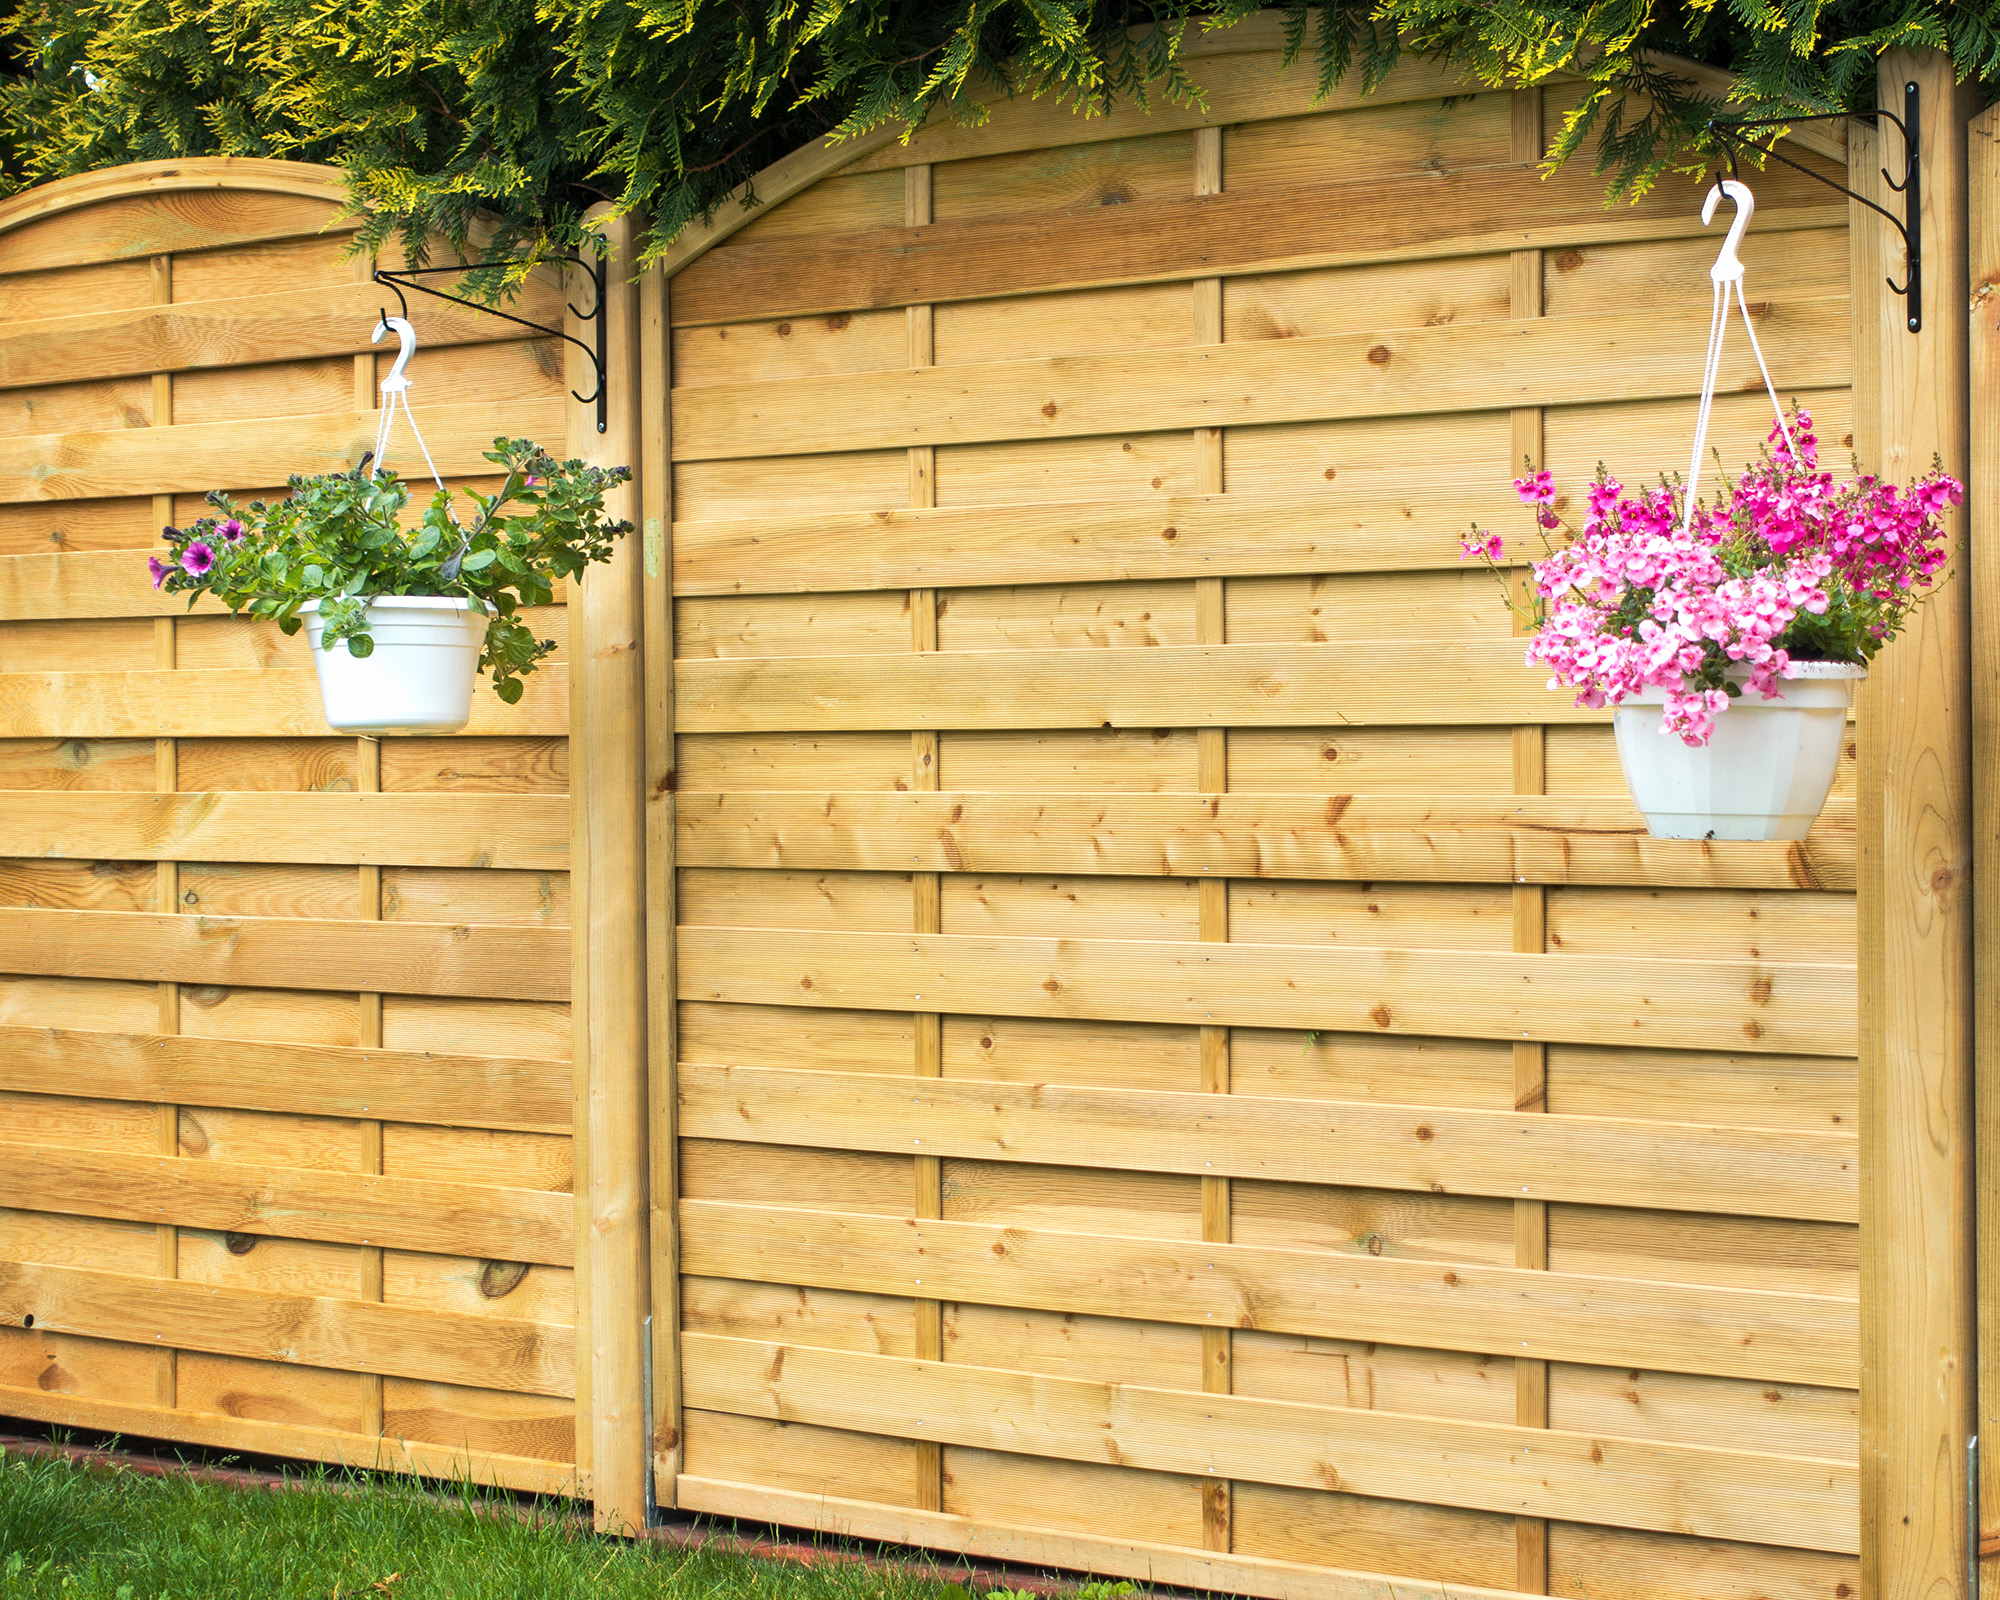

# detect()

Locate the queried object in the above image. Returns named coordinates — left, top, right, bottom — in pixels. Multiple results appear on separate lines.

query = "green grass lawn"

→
left=0, top=1442, right=1091, bottom=1600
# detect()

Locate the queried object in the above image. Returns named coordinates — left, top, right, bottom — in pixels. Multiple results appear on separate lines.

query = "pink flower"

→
left=219, top=518, right=244, bottom=544
left=147, top=555, right=172, bottom=589
left=1514, top=470, right=1556, bottom=506
left=180, top=541, right=215, bottom=577
left=1497, top=417, right=1959, bottom=746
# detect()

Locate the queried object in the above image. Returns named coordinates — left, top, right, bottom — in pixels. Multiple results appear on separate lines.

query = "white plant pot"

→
left=301, top=596, right=487, bottom=735
left=1612, top=662, right=1862, bottom=841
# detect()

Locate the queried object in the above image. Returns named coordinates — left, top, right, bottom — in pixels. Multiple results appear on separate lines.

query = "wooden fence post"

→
left=569, top=205, right=651, bottom=1534
left=1969, top=97, right=2000, bottom=1600
left=1859, top=47, right=1978, bottom=1600
left=640, top=255, right=684, bottom=1508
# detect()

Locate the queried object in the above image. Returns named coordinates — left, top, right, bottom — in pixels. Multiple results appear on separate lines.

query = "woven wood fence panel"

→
left=0, top=162, right=582, bottom=1495
left=661, top=60, right=1863, bottom=1599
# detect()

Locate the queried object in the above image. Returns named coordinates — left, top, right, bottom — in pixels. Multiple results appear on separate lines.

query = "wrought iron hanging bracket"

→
left=1707, top=80, right=1920, bottom=331
left=374, top=252, right=609, bottom=432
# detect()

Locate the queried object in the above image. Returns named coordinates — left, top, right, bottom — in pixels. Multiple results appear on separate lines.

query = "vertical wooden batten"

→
left=1968, top=99, right=2000, bottom=1600
left=356, top=732, right=386, bottom=1442
left=148, top=250, right=180, bottom=1414
left=905, top=160, right=948, bottom=1518
left=641, top=255, right=683, bottom=1512
left=1858, top=48, right=1978, bottom=1600
left=1191, top=121, right=1233, bottom=1560
left=351, top=248, right=387, bottom=1445
left=1507, top=84, right=1551, bottom=1599
left=569, top=206, right=651, bottom=1534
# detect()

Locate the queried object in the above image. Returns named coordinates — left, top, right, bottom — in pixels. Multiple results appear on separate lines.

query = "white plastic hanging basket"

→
left=1613, top=663, right=1860, bottom=841
left=303, top=597, right=487, bottom=735
left=301, top=314, right=487, bottom=735
left=1608, top=179, right=1856, bottom=841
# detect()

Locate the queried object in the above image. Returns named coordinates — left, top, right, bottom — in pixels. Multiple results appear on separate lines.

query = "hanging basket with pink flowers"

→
left=1465, top=180, right=1960, bottom=841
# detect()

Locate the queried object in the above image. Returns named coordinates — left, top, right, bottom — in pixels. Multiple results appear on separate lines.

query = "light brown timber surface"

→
left=674, top=927, right=1856, bottom=1056
left=675, top=790, right=1855, bottom=890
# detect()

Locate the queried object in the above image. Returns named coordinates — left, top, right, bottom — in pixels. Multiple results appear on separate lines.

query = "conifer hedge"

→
left=0, top=1, right=1992, bottom=277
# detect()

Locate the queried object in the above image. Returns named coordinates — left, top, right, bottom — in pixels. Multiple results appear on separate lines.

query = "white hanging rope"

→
left=1680, top=180, right=1796, bottom=534
left=369, top=316, right=449, bottom=500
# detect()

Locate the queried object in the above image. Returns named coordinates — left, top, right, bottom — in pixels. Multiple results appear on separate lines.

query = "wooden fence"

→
left=0, top=158, right=591, bottom=1495
left=0, top=22, right=1992, bottom=1600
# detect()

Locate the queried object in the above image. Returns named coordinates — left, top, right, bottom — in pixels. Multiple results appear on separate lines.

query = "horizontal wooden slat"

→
left=675, top=1475, right=1515, bottom=1600
left=0, top=159, right=349, bottom=266
left=676, top=790, right=1856, bottom=891
left=677, top=640, right=1598, bottom=733
left=0, top=398, right=564, bottom=502
left=671, top=160, right=1845, bottom=326
left=681, top=1334, right=1856, bottom=1552
left=0, top=552, right=220, bottom=620
left=0, top=1140, right=572, bottom=1263
left=0, top=1026, right=569, bottom=1133
left=670, top=487, right=1525, bottom=597
left=680, top=1200, right=1856, bottom=1385
left=0, top=792, right=569, bottom=869
left=669, top=301, right=1848, bottom=461
left=676, top=926, right=1855, bottom=1057
left=676, top=1063, right=1855, bottom=1220
left=0, top=1390, right=582, bottom=1494
left=0, top=280, right=562, bottom=391
left=0, top=1260, right=574, bottom=1396
left=0, top=907, right=570, bottom=1000
left=0, top=549, right=570, bottom=626
left=0, top=667, right=568, bottom=738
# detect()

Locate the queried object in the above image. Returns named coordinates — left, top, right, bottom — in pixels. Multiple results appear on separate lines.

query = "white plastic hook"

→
left=1701, top=179, right=1755, bottom=285
left=372, top=315, right=417, bottom=395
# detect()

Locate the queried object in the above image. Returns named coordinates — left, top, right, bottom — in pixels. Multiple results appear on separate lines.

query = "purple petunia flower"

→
left=219, top=518, right=244, bottom=544
left=180, top=541, right=216, bottom=577
left=147, top=555, right=172, bottom=590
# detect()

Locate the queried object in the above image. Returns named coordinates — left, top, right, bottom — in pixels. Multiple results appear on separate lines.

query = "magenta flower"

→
left=180, top=541, right=216, bottom=577
left=1514, top=470, right=1557, bottom=506
left=147, top=555, right=172, bottom=590
left=219, top=518, right=244, bottom=544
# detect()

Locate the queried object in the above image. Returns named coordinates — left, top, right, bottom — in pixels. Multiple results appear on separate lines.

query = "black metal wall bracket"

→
left=374, top=253, right=609, bottom=432
left=1708, top=81, right=1920, bottom=332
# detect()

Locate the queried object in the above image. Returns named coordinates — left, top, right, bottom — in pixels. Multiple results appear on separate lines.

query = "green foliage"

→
left=0, top=1441, right=978, bottom=1600
left=0, top=0, right=1230, bottom=286
left=0, top=0, right=1996, bottom=280
left=942, top=1580, right=1136, bottom=1600
left=151, top=438, right=631, bottom=705
left=1321, top=0, right=2000, bottom=202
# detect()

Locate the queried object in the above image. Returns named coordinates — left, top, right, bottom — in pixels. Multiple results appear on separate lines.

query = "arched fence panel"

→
left=656, top=47, right=1876, bottom=1600
left=0, top=159, right=586, bottom=1495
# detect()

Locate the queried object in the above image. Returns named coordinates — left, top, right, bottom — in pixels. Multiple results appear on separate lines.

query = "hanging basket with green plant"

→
left=147, top=317, right=631, bottom=736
